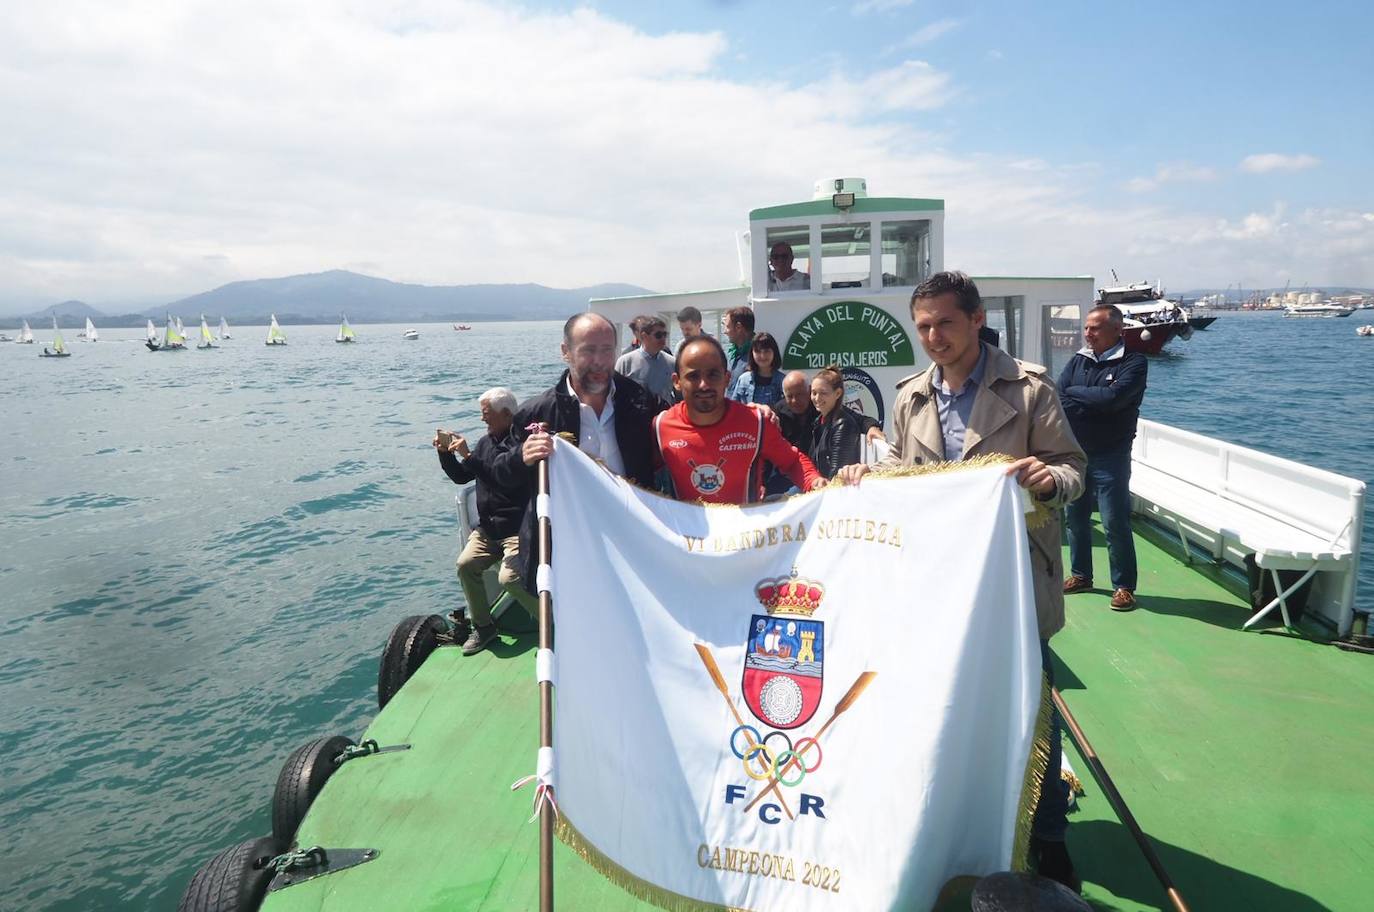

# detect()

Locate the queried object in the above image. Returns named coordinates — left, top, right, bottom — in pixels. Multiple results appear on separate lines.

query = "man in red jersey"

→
left=655, top=335, right=825, bottom=504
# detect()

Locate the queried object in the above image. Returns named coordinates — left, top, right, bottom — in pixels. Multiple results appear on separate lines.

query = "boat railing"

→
left=1130, top=419, right=1365, bottom=634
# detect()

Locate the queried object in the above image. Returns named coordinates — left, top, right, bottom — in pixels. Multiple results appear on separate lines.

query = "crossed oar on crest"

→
left=695, top=643, right=876, bottom=817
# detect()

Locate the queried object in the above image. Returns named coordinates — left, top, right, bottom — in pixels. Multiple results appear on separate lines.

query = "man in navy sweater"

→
left=1057, top=304, right=1148, bottom=610
left=435, top=387, right=537, bottom=654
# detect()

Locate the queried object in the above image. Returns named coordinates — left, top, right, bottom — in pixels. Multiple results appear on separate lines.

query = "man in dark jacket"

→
left=496, top=312, right=669, bottom=589
left=435, top=387, right=536, bottom=654
left=1057, top=304, right=1148, bottom=610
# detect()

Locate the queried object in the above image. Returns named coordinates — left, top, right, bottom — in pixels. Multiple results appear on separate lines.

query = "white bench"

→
left=1128, top=419, right=1365, bottom=635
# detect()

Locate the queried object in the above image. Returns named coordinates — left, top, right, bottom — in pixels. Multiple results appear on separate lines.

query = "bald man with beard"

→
left=493, top=311, right=670, bottom=593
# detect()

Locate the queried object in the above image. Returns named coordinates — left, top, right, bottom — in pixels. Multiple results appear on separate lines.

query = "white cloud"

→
left=1125, top=162, right=1218, bottom=193
left=0, top=1, right=1369, bottom=310
left=853, top=0, right=917, bottom=13
left=897, top=18, right=961, bottom=47
left=1239, top=153, right=1321, bottom=174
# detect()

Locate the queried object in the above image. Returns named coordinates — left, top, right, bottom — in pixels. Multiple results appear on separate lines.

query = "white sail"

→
left=165, top=314, right=186, bottom=347
left=176, top=316, right=186, bottom=339
left=198, top=314, right=216, bottom=348
left=147, top=319, right=158, bottom=341
left=267, top=314, right=286, bottom=344
left=219, top=316, right=230, bottom=339
left=336, top=315, right=355, bottom=342
left=85, top=317, right=98, bottom=341
left=19, top=320, right=34, bottom=343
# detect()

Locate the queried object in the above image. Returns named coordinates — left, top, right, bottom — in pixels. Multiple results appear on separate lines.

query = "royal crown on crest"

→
left=755, top=571, right=825, bottom=617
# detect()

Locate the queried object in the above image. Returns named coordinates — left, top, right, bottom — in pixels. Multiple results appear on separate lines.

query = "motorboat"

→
left=453, top=323, right=472, bottom=331
left=1096, top=283, right=1194, bottom=354
left=1285, top=302, right=1355, bottom=318
left=402, top=328, right=420, bottom=340
left=1357, top=324, right=1374, bottom=337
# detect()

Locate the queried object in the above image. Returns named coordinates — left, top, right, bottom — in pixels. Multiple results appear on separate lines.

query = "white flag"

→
left=548, top=441, right=1046, bottom=911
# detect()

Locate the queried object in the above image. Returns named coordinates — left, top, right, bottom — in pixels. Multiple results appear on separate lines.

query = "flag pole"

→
left=1052, top=688, right=1189, bottom=912
left=537, top=456, right=554, bottom=912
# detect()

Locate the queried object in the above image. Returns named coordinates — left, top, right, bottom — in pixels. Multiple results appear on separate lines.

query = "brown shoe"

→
left=1110, top=588, right=1136, bottom=611
left=1063, top=576, right=1093, bottom=594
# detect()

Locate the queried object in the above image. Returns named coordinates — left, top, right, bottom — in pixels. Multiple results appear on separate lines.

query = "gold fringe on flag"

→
left=1011, top=672, right=1055, bottom=872
left=858, top=453, right=1056, bottom=529
left=555, top=816, right=756, bottom=912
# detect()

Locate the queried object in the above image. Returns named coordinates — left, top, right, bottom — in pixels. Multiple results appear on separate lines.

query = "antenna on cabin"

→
left=1111, top=269, right=1120, bottom=284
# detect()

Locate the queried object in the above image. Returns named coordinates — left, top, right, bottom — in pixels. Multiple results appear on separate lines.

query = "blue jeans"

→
left=1066, top=446, right=1137, bottom=591
left=1032, top=638, right=1070, bottom=841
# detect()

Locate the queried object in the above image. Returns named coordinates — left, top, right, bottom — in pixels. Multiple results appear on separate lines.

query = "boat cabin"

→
left=591, top=178, right=1095, bottom=426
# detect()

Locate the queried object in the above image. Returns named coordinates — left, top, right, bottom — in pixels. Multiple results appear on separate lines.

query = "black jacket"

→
left=437, top=430, right=526, bottom=539
left=808, top=406, right=867, bottom=479
left=774, top=399, right=817, bottom=452
left=1056, top=347, right=1147, bottom=455
left=494, top=371, right=669, bottom=591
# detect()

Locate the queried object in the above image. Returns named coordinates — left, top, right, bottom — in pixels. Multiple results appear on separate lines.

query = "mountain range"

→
left=1, top=271, right=654, bottom=326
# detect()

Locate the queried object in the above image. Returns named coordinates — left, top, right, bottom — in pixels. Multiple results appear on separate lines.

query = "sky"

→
left=1, top=0, right=1370, bottom=312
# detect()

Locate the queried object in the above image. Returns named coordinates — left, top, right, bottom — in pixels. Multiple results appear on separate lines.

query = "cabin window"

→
left=1042, top=303, right=1082, bottom=376
left=982, top=296, right=1024, bottom=358
left=819, top=223, right=872, bottom=290
left=880, top=220, right=931, bottom=287
left=764, top=226, right=812, bottom=293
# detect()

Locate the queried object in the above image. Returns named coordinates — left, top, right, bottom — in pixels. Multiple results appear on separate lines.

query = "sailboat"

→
left=219, top=316, right=231, bottom=340
left=335, top=314, right=356, bottom=343
left=266, top=314, right=287, bottom=346
left=18, top=320, right=35, bottom=343
left=146, top=320, right=158, bottom=345
left=147, top=314, right=187, bottom=351
left=77, top=316, right=99, bottom=340
left=40, top=318, right=71, bottom=358
left=176, top=316, right=187, bottom=341
left=197, top=314, right=218, bottom=349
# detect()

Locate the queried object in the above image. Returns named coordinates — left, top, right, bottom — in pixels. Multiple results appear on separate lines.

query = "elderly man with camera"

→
left=433, top=387, right=538, bottom=656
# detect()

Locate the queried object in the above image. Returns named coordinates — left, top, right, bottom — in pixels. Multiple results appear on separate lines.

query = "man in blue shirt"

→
left=1057, top=304, right=1148, bottom=611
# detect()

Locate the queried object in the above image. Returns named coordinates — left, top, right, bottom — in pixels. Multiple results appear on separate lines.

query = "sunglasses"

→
left=647, top=330, right=668, bottom=340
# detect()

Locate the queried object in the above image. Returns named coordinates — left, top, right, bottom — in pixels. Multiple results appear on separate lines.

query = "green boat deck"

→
left=262, top=521, right=1373, bottom=911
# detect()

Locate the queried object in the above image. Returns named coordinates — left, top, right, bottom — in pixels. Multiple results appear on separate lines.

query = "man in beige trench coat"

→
left=838, top=270, right=1087, bottom=891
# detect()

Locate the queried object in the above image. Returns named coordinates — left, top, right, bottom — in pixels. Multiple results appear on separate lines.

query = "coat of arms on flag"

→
left=743, top=575, right=825, bottom=730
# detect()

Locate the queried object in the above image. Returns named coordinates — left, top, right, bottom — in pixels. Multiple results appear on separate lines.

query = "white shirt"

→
left=768, top=270, right=811, bottom=292
left=567, top=377, right=626, bottom=476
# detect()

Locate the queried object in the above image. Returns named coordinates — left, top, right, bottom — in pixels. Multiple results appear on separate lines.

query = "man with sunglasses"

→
left=615, top=313, right=676, bottom=401
left=766, top=242, right=810, bottom=292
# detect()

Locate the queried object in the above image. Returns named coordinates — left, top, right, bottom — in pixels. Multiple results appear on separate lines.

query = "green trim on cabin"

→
left=589, top=286, right=747, bottom=304
left=749, top=197, right=945, bottom=220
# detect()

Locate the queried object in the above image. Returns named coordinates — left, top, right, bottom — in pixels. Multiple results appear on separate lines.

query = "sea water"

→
left=1, top=313, right=1370, bottom=910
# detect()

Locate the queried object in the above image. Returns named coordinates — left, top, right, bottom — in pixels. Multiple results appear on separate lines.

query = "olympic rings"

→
left=742, top=744, right=775, bottom=781
left=729, top=724, right=762, bottom=759
left=773, top=750, right=805, bottom=788
left=792, top=737, right=823, bottom=773
left=763, top=730, right=793, bottom=757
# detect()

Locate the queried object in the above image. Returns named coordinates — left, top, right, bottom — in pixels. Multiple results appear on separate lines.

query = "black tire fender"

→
left=271, top=735, right=355, bottom=847
left=177, top=835, right=279, bottom=912
left=377, top=614, right=445, bottom=709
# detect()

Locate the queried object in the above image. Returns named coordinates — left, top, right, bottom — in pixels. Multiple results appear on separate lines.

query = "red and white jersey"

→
left=653, top=400, right=822, bottom=504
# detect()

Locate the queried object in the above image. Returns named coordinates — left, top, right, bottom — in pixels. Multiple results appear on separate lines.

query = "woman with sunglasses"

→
left=726, top=331, right=785, bottom=406
left=807, top=366, right=865, bottom=479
